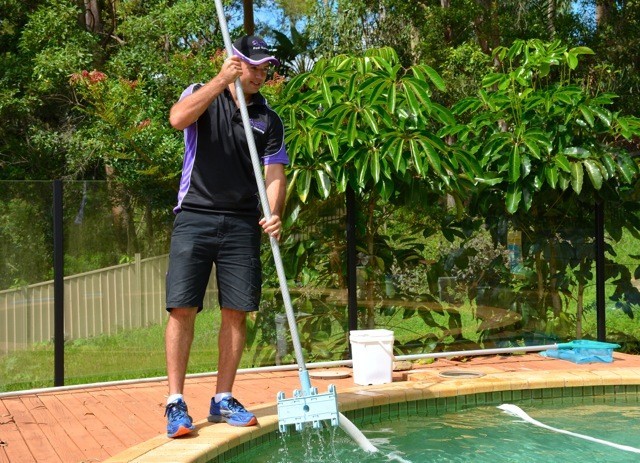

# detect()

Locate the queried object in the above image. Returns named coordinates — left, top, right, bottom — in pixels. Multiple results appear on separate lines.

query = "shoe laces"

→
left=221, top=397, right=246, bottom=413
left=165, top=400, right=189, bottom=420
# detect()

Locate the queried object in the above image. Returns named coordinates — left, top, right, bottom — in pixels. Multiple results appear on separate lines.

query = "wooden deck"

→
left=2, top=353, right=640, bottom=463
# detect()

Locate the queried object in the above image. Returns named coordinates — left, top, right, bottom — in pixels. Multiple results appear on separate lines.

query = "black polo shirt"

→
left=174, top=84, right=289, bottom=216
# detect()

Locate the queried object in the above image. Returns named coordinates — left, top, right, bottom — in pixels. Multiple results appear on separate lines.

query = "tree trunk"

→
left=474, top=0, right=500, bottom=56
left=243, top=0, right=255, bottom=35
left=440, top=0, right=453, bottom=45
left=596, top=0, right=615, bottom=29
left=83, top=0, right=103, bottom=33
left=105, top=165, right=138, bottom=255
left=547, top=0, right=556, bottom=37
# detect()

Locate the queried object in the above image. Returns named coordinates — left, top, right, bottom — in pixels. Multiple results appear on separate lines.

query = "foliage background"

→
left=1, top=1, right=640, bottom=389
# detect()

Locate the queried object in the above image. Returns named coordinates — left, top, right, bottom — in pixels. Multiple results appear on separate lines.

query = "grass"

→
left=0, top=308, right=223, bottom=392
left=4, top=280, right=640, bottom=392
left=0, top=299, right=487, bottom=392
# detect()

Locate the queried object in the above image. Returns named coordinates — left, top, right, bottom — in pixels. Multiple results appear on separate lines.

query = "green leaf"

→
left=583, top=159, right=603, bottom=190
left=362, top=79, right=388, bottom=104
left=394, top=139, right=406, bottom=173
left=570, top=46, right=595, bottom=56
left=430, top=103, right=456, bottom=125
left=314, top=169, right=331, bottom=198
left=545, top=164, right=558, bottom=188
left=566, top=51, right=578, bottom=70
left=521, top=154, right=531, bottom=177
left=538, top=62, right=550, bottom=77
left=346, top=73, right=358, bottom=100
left=508, top=145, right=521, bottom=182
left=617, top=155, right=637, bottom=183
left=600, top=153, right=616, bottom=177
left=452, top=97, right=482, bottom=115
left=387, top=82, right=397, bottom=113
left=563, top=147, right=590, bottom=159
left=579, top=104, right=594, bottom=127
left=506, top=183, right=522, bottom=214
left=379, top=177, right=394, bottom=202
left=327, top=134, right=340, bottom=161
left=402, top=81, right=422, bottom=116
left=591, top=106, right=612, bottom=127
left=357, top=155, right=369, bottom=186
left=481, top=72, right=505, bottom=88
left=297, top=169, right=312, bottom=202
left=421, top=139, right=443, bottom=175
left=570, top=162, right=584, bottom=194
left=370, top=150, right=381, bottom=183
left=554, top=154, right=571, bottom=172
left=404, top=78, right=433, bottom=106
left=361, top=108, right=379, bottom=134
left=558, top=174, right=570, bottom=191
left=409, top=139, right=424, bottom=176
left=523, top=136, right=540, bottom=159
left=414, top=64, right=446, bottom=91
left=320, top=77, right=333, bottom=106
left=346, top=111, right=358, bottom=146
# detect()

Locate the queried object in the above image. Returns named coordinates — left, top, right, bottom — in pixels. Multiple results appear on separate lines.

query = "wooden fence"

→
left=0, top=254, right=217, bottom=353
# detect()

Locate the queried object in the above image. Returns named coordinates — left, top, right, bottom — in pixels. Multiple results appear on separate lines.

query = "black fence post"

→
left=595, top=199, right=606, bottom=342
left=53, top=180, right=64, bottom=386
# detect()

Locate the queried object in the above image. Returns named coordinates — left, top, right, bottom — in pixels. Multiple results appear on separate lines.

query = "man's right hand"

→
left=218, top=56, right=243, bottom=86
left=169, top=55, right=243, bottom=130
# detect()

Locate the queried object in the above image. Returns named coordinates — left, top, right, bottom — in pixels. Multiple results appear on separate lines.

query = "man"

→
left=164, top=35, right=288, bottom=438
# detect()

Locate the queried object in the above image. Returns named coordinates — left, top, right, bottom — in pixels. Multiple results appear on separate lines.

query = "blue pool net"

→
left=540, top=340, right=621, bottom=364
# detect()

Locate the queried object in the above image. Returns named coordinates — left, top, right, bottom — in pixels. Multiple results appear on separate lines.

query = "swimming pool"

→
left=223, top=386, right=640, bottom=463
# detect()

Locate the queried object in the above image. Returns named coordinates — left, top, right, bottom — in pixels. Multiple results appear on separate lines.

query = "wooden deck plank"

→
left=3, top=397, right=61, bottom=463
left=96, top=388, right=158, bottom=437
left=2, top=354, right=640, bottom=463
left=55, top=390, right=129, bottom=457
left=82, top=389, right=146, bottom=445
left=38, top=394, right=111, bottom=462
left=0, top=398, right=36, bottom=463
left=22, top=396, right=86, bottom=463
left=116, top=384, right=169, bottom=437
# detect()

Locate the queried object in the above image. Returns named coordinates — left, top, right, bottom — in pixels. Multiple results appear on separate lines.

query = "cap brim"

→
left=232, top=46, right=280, bottom=67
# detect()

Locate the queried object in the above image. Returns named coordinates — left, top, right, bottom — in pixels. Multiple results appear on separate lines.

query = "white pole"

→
left=211, top=0, right=377, bottom=453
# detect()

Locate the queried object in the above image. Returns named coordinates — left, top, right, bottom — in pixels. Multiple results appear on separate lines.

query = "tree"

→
left=443, top=39, right=640, bottom=339
left=275, top=47, right=480, bottom=327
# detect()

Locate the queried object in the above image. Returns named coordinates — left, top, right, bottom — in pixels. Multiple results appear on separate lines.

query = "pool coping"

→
left=103, top=362, right=640, bottom=463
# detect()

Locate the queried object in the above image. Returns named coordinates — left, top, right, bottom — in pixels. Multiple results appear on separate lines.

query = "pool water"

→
left=230, top=401, right=640, bottom=462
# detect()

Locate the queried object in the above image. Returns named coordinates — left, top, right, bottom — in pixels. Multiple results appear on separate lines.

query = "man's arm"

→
left=169, top=56, right=243, bottom=130
left=260, top=163, right=287, bottom=240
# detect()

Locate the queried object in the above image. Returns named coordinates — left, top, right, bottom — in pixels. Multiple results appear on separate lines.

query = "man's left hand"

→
left=259, top=215, right=282, bottom=241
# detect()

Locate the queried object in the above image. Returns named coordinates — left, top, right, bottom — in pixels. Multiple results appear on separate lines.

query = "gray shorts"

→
left=165, top=210, right=262, bottom=312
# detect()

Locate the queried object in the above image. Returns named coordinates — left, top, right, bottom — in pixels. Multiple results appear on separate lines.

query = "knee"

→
left=169, top=307, right=197, bottom=323
left=221, top=308, right=247, bottom=326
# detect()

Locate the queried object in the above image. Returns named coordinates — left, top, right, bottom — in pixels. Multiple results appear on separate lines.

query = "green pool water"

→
left=227, top=394, right=640, bottom=463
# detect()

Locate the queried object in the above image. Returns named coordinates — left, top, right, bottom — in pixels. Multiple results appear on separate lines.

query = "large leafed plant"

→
left=442, top=39, right=640, bottom=341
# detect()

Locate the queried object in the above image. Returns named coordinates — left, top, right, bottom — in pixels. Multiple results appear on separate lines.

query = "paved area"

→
left=2, top=352, right=640, bottom=463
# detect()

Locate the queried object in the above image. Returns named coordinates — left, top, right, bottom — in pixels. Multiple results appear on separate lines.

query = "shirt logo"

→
left=250, top=118, right=267, bottom=134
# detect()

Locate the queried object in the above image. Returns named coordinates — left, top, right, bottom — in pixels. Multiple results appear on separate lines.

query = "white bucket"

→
left=349, top=329, right=394, bottom=385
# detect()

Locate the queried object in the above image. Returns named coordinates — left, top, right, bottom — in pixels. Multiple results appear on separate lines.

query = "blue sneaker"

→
left=165, top=399, right=196, bottom=438
left=208, top=396, right=258, bottom=427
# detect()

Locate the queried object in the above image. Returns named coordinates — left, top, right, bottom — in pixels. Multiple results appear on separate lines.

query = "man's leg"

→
left=166, top=307, right=197, bottom=395
left=164, top=307, right=197, bottom=437
left=216, top=308, right=247, bottom=393
left=208, top=307, right=257, bottom=426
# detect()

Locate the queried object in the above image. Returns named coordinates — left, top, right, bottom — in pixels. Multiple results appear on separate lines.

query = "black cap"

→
left=232, top=35, right=280, bottom=66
